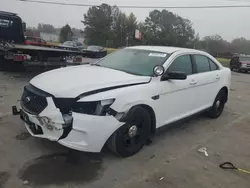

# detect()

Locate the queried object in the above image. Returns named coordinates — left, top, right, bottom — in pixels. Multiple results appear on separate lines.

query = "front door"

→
left=157, top=54, right=198, bottom=127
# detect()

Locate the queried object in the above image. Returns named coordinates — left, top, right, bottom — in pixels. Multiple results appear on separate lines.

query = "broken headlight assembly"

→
left=72, top=99, right=115, bottom=116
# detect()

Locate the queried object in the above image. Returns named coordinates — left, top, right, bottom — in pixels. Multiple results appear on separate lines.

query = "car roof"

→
left=127, top=46, right=202, bottom=54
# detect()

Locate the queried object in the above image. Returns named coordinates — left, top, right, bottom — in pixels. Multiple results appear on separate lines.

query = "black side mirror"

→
left=161, top=71, right=187, bottom=81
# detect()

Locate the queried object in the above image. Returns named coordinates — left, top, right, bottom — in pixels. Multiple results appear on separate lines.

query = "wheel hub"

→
left=128, top=125, right=138, bottom=137
left=216, top=100, right=221, bottom=109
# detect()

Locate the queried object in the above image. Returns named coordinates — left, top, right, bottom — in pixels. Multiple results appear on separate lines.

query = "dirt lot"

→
left=0, top=70, right=250, bottom=188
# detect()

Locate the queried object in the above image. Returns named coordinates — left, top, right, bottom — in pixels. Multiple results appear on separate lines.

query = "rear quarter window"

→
left=209, top=59, right=219, bottom=71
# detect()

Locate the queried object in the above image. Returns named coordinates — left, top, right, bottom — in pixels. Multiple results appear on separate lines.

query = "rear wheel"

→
left=206, top=90, right=227, bottom=119
left=109, top=106, right=151, bottom=157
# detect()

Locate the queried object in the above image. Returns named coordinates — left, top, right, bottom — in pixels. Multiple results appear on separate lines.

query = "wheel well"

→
left=104, top=104, right=156, bottom=152
left=139, top=104, right=156, bottom=135
left=220, top=86, right=228, bottom=103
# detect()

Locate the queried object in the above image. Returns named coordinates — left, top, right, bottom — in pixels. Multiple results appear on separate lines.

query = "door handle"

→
left=216, top=75, right=220, bottom=80
left=190, top=80, right=197, bottom=85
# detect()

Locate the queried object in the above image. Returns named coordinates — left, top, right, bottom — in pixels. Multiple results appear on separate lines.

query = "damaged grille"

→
left=21, top=84, right=50, bottom=115
left=53, top=98, right=76, bottom=114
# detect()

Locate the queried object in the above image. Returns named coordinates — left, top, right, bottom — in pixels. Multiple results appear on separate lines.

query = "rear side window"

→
left=168, top=55, right=193, bottom=75
left=194, top=55, right=210, bottom=73
left=209, top=59, right=218, bottom=71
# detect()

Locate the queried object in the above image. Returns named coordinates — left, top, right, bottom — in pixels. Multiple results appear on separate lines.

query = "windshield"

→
left=0, top=15, right=24, bottom=43
left=239, top=57, right=250, bottom=61
left=97, top=49, right=169, bottom=76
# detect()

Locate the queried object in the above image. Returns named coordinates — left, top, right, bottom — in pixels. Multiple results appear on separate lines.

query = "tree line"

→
left=82, top=3, right=250, bottom=56
left=26, top=3, right=250, bottom=56
left=82, top=4, right=196, bottom=48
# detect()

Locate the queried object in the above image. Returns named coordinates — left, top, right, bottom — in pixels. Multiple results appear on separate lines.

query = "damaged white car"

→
left=13, top=46, right=231, bottom=157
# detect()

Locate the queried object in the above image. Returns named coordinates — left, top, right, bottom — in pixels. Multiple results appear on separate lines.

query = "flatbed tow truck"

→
left=0, top=11, right=104, bottom=71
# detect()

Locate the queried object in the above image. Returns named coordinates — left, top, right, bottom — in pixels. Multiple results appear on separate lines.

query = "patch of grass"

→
left=216, top=58, right=230, bottom=67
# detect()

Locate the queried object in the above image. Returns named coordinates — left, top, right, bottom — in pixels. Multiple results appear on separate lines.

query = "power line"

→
left=19, top=0, right=250, bottom=9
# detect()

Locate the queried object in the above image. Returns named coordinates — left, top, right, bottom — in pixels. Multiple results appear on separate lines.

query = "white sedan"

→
left=15, top=46, right=231, bottom=157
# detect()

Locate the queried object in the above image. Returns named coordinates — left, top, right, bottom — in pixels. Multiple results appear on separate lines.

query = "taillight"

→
left=13, top=54, right=28, bottom=62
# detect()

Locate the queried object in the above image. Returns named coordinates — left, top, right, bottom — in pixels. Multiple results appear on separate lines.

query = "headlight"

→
left=72, top=99, right=115, bottom=116
left=241, top=63, right=247, bottom=67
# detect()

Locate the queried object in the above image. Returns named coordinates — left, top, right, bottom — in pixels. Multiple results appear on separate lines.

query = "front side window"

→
left=97, top=49, right=169, bottom=76
left=194, top=55, right=210, bottom=73
left=168, top=55, right=193, bottom=75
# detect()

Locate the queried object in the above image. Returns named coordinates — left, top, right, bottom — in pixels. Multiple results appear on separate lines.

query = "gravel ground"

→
left=0, top=70, right=250, bottom=188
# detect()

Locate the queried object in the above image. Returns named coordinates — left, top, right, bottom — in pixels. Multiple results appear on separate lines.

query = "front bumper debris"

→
left=12, top=106, right=20, bottom=115
left=12, top=98, right=124, bottom=152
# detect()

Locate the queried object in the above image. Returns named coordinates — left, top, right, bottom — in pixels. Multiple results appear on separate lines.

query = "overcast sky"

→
left=2, top=0, right=250, bottom=41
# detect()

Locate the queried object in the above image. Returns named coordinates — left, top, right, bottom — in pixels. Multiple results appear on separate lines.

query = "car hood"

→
left=30, top=65, right=151, bottom=98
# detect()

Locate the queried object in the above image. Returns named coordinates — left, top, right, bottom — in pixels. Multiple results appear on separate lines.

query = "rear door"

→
left=191, top=54, right=221, bottom=111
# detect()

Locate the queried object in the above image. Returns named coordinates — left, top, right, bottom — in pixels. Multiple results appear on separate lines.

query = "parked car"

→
left=85, top=45, right=107, bottom=58
left=59, top=41, right=85, bottom=50
left=14, top=46, right=231, bottom=157
left=230, top=55, right=250, bottom=73
left=25, top=36, right=46, bottom=46
left=86, top=45, right=105, bottom=51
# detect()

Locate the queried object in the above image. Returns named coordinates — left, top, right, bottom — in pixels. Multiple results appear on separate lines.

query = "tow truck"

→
left=0, top=11, right=105, bottom=71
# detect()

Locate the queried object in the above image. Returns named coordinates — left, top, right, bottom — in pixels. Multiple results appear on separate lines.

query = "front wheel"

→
left=109, top=106, right=151, bottom=157
left=206, top=90, right=227, bottom=119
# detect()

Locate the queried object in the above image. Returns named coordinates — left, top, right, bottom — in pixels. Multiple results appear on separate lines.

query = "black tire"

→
left=206, top=90, right=227, bottom=119
left=109, top=106, right=151, bottom=157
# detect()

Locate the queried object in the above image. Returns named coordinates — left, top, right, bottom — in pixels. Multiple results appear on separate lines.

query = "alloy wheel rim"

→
left=123, top=123, right=143, bottom=147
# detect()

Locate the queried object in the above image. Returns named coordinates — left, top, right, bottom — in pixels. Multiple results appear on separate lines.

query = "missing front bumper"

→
left=12, top=104, right=124, bottom=153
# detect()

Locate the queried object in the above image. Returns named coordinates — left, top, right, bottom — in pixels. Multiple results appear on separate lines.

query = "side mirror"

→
left=161, top=71, right=187, bottom=81
left=153, top=65, right=165, bottom=76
